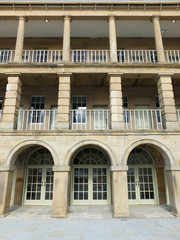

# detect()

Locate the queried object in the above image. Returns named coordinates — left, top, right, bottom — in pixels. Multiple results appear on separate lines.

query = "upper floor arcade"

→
left=0, top=71, right=179, bottom=132
left=0, top=1, right=180, bottom=66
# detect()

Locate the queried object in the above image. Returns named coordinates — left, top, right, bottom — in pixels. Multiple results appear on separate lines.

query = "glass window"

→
left=123, top=96, right=129, bottom=123
left=155, top=96, right=161, bottom=123
left=72, top=96, right=87, bottom=123
left=29, top=96, right=45, bottom=123
left=0, top=97, right=3, bottom=110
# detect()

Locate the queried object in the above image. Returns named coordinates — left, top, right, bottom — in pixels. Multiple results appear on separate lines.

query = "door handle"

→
left=135, top=181, right=140, bottom=187
left=41, top=180, right=46, bottom=187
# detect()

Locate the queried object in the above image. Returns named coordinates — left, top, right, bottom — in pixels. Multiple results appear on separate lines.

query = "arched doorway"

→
left=23, top=147, right=54, bottom=205
left=127, top=147, right=158, bottom=204
left=71, top=146, right=110, bottom=205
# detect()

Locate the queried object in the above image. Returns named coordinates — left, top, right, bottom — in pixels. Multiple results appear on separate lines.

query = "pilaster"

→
left=57, top=73, right=72, bottom=129
left=108, top=73, right=124, bottom=130
left=0, top=73, right=22, bottom=130
left=156, top=73, right=179, bottom=130
left=111, top=166, right=129, bottom=217
left=52, top=166, right=70, bottom=218
left=0, top=169, right=14, bottom=216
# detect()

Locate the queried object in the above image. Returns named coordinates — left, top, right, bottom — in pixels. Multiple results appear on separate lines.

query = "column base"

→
left=111, top=122, right=124, bottom=130
left=171, top=206, right=180, bottom=217
left=113, top=206, right=129, bottom=218
left=52, top=214, right=68, bottom=218
left=0, top=212, right=10, bottom=218
left=56, top=122, right=69, bottom=130
left=165, top=122, right=179, bottom=131
left=0, top=121, right=16, bottom=130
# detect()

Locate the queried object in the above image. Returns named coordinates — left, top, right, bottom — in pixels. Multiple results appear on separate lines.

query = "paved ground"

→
left=0, top=206, right=179, bottom=240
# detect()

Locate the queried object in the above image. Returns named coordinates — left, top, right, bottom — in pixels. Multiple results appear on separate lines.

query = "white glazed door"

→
left=72, top=166, right=110, bottom=205
left=128, top=165, right=157, bottom=204
left=24, top=166, right=53, bottom=205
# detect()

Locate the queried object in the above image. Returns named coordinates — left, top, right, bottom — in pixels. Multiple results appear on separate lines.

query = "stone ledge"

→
left=53, top=166, right=71, bottom=172
left=110, top=166, right=128, bottom=171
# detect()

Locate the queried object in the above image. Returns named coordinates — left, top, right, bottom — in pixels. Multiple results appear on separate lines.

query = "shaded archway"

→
left=10, top=144, right=55, bottom=207
left=126, top=144, right=168, bottom=207
left=70, top=145, right=111, bottom=205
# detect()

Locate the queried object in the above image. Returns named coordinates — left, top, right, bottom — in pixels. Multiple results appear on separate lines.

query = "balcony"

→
left=123, top=109, right=163, bottom=130
left=1, top=49, right=180, bottom=64
left=70, top=109, right=110, bottom=130
left=117, top=50, right=157, bottom=63
left=17, top=109, right=57, bottom=130
left=22, top=50, right=63, bottom=63
left=0, top=109, right=164, bottom=131
left=0, top=50, right=14, bottom=63
left=71, top=50, right=110, bottom=63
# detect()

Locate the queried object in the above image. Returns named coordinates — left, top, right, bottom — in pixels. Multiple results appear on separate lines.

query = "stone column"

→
left=0, top=167, right=14, bottom=216
left=14, top=16, right=26, bottom=62
left=108, top=16, right=118, bottom=63
left=62, top=16, right=71, bottom=62
left=52, top=166, right=70, bottom=218
left=0, top=73, right=22, bottom=130
left=57, top=73, right=72, bottom=129
left=108, top=73, right=124, bottom=130
left=166, top=167, right=180, bottom=216
left=14, top=167, right=25, bottom=206
left=156, top=73, right=179, bottom=130
left=152, top=16, right=166, bottom=63
left=111, top=166, right=129, bottom=217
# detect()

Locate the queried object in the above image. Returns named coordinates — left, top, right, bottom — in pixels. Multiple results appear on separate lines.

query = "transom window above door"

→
left=73, top=147, right=109, bottom=165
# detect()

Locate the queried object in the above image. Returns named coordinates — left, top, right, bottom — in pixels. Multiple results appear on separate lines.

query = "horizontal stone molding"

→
left=110, top=165, right=128, bottom=171
left=0, top=166, right=14, bottom=172
left=165, top=165, right=180, bottom=171
left=53, top=166, right=71, bottom=172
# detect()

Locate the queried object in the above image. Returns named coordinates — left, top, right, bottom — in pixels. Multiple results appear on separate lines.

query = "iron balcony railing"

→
left=0, top=50, right=15, bottom=63
left=117, top=50, right=157, bottom=63
left=123, top=109, right=163, bottom=130
left=17, top=109, right=57, bottom=130
left=70, top=109, right=110, bottom=130
left=22, top=50, right=63, bottom=63
left=165, top=50, right=180, bottom=63
left=71, top=50, right=110, bottom=63
left=1, top=49, right=180, bottom=64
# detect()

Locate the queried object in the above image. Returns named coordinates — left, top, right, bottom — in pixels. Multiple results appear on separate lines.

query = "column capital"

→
left=53, top=166, right=71, bottom=172
left=0, top=166, right=14, bottom=172
left=57, top=72, right=72, bottom=78
left=63, top=16, right=71, bottom=22
left=151, top=15, right=161, bottom=22
left=165, top=165, right=180, bottom=171
left=5, top=72, right=22, bottom=78
left=110, top=166, right=128, bottom=172
left=154, top=72, right=174, bottom=81
left=108, top=15, right=116, bottom=21
left=107, top=73, right=124, bottom=81
left=17, top=16, right=26, bottom=21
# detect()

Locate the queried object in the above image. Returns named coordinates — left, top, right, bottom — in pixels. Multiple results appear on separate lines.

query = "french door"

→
left=128, top=165, right=157, bottom=204
left=93, top=106, right=108, bottom=130
left=72, top=166, right=110, bottom=205
left=24, top=166, right=53, bottom=205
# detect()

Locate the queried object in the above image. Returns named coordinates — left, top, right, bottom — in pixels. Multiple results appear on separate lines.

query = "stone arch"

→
left=65, top=139, right=116, bottom=166
left=5, top=139, right=58, bottom=167
left=122, top=139, right=174, bottom=167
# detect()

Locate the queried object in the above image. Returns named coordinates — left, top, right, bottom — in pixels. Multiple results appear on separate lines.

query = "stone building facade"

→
left=0, top=0, right=180, bottom=218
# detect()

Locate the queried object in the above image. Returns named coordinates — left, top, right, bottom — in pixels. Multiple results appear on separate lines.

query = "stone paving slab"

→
left=0, top=218, right=180, bottom=240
